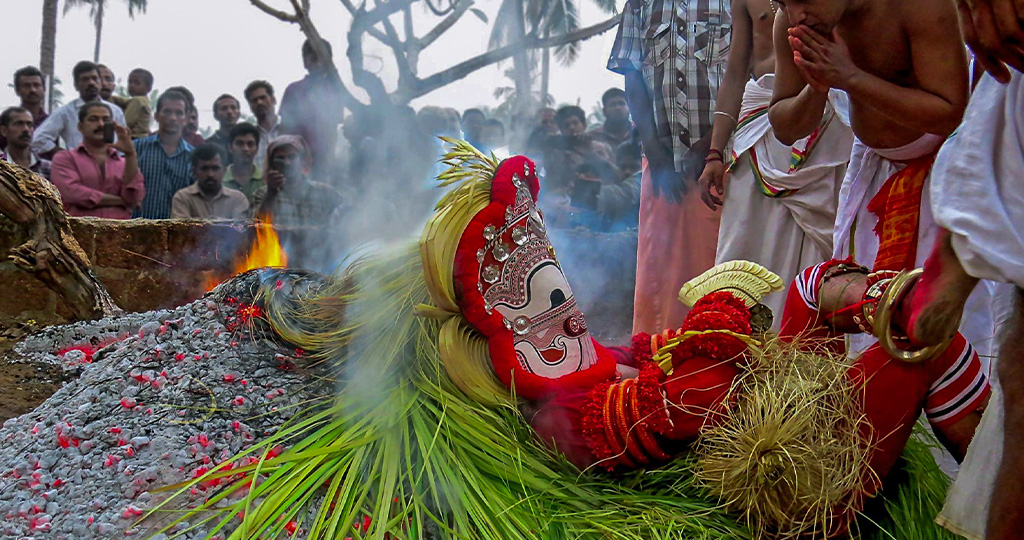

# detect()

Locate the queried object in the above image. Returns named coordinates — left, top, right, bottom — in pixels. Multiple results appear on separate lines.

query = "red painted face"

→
left=452, top=156, right=615, bottom=400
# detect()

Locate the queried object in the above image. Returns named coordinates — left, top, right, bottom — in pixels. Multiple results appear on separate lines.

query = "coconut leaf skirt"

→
left=146, top=253, right=958, bottom=540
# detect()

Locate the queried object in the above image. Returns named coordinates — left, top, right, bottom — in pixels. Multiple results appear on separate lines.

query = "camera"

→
left=102, top=120, right=115, bottom=144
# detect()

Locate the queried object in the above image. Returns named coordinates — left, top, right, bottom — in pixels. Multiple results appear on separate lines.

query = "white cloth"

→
left=717, top=75, right=853, bottom=328
left=256, top=116, right=281, bottom=173
left=31, top=97, right=126, bottom=155
left=932, top=71, right=1024, bottom=540
left=833, top=134, right=1000, bottom=359
left=932, top=74, right=1024, bottom=288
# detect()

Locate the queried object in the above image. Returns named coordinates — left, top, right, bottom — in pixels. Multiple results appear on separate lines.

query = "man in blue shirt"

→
left=134, top=90, right=194, bottom=219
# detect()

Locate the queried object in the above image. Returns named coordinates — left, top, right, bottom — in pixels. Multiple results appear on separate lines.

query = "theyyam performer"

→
left=145, top=143, right=982, bottom=539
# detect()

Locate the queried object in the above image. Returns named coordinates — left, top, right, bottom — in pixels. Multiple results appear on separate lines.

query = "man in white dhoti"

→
left=896, top=4, right=1024, bottom=532
left=701, top=76, right=853, bottom=327
left=698, top=0, right=854, bottom=328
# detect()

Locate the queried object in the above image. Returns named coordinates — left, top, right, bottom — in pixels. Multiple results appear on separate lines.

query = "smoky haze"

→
left=1, top=0, right=622, bottom=131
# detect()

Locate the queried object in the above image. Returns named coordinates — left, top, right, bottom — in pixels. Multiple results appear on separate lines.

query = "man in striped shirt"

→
left=607, top=0, right=729, bottom=334
left=134, top=90, right=194, bottom=219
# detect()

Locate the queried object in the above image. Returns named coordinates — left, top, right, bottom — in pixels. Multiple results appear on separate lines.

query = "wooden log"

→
left=0, top=160, right=122, bottom=320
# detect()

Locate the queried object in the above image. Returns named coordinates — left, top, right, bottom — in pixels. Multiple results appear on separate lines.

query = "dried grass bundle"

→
left=695, top=337, right=871, bottom=539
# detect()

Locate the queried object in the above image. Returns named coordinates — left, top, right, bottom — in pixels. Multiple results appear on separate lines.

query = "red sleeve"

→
left=924, top=333, right=991, bottom=429
left=119, top=165, right=145, bottom=207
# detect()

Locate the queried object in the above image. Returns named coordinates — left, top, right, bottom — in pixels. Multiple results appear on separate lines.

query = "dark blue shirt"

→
left=133, top=134, right=194, bottom=219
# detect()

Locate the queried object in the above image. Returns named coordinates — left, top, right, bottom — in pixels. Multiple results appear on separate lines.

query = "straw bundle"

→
left=695, top=337, right=870, bottom=539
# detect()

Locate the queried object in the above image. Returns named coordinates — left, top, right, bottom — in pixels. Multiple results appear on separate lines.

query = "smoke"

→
left=546, top=226, right=637, bottom=344
left=265, top=95, right=639, bottom=350
left=278, top=104, right=452, bottom=275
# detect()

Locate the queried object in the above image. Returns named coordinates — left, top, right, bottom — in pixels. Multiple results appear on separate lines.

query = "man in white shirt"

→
left=31, top=61, right=125, bottom=157
left=243, top=80, right=280, bottom=170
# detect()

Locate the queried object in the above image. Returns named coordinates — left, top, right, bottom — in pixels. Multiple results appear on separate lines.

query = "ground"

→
left=0, top=327, right=65, bottom=422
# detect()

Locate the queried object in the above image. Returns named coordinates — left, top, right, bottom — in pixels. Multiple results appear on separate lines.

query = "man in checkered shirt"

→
left=607, top=0, right=731, bottom=333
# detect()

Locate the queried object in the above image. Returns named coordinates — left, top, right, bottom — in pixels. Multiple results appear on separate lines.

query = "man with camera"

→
left=48, top=102, right=144, bottom=219
left=252, top=135, right=343, bottom=227
left=543, top=106, right=616, bottom=194
left=538, top=106, right=620, bottom=228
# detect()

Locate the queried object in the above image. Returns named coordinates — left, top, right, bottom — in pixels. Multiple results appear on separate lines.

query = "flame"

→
left=205, top=222, right=288, bottom=291
left=238, top=222, right=289, bottom=271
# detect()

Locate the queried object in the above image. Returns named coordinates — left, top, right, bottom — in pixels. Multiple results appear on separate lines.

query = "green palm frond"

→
left=63, top=0, right=148, bottom=20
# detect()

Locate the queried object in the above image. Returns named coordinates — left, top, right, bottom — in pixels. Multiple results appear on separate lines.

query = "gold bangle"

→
left=713, top=111, right=738, bottom=123
left=872, top=268, right=953, bottom=363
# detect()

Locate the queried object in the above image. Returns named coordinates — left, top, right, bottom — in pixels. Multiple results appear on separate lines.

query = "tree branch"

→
left=368, top=26, right=400, bottom=46
left=351, top=0, right=416, bottom=34
left=400, top=14, right=618, bottom=101
left=337, top=0, right=358, bottom=14
left=0, top=161, right=122, bottom=320
left=258, top=0, right=364, bottom=111
left=250, top=0, right=297, bottom=22
left=418, top=0, right=472, bottom=49
left=347, top=25, right=392, bottom=103
left=377, top=10, right=416, bottom=86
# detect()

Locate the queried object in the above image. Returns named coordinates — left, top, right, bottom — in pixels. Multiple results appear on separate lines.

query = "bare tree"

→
left=249, top=0, right=617, bottom=110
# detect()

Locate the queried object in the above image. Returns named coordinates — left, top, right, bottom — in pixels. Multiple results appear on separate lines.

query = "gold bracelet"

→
left=713, top=110, right=738, bottom=124
left=872, top=269, right=953, bottom=363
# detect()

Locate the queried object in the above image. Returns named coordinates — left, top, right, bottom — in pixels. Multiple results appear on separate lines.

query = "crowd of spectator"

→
left=1, top=39, right=640, bottom=234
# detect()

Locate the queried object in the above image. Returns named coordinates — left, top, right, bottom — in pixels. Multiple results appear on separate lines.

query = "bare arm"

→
left=709, top=0, right=754, bottom=154
left=699, top=0, right=754, bottom=209
left=768, top=14, right=829, bottom=145
left=625, top=70, right=672, bottom=170
left=626, top=69, right=686, bottom=201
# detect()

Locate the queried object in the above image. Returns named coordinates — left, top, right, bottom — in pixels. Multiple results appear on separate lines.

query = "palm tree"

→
left=64, top=0, right=149, bottom=63
left=40, top=0, right=59, bottom=110
left=490, top=0, right=617, bottom=108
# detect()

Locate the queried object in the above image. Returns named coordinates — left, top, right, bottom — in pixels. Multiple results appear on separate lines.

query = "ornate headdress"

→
left=420, top=140, right=616, bottom=402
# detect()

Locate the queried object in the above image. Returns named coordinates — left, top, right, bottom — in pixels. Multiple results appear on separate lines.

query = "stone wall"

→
left=0, top=217, right=255, bottom=327
left=0, top=216, right=639, bottom=344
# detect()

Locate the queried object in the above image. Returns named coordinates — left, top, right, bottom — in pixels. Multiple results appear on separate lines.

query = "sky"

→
left=1, top=0, right=624, bottom=131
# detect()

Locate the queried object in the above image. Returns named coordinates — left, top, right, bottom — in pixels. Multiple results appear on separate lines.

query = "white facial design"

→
left=492, top=261, right=597, bottom=379
left=478, top=172, right=598, bottom=380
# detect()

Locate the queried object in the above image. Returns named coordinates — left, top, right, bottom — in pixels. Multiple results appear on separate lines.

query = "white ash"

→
left=0, top=272, right=331, bottom=539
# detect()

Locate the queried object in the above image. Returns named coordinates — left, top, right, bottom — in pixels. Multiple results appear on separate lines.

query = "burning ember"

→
left=207, top=222, right=289, bottom=290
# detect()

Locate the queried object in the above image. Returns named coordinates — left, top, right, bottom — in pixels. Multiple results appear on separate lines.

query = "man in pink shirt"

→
left=50, top=102, right=145, bottom=219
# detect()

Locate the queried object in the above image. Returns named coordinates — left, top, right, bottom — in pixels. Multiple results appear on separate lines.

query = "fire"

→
left=237, top=222, right=288, bottom=271
left=205, top=222, right=288, bottom=291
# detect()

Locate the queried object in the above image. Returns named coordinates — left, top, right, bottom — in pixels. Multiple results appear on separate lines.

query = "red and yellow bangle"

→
left=628, top=381, right=671, bottom=462
left=705, top=149, right=724, bottom=163
left=617, top=380, right=651, bottom=465
left=602, top=384, right=637, bottom=469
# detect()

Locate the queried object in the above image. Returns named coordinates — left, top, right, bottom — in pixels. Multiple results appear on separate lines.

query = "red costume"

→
left=439, top=153, right=989, bottom=534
